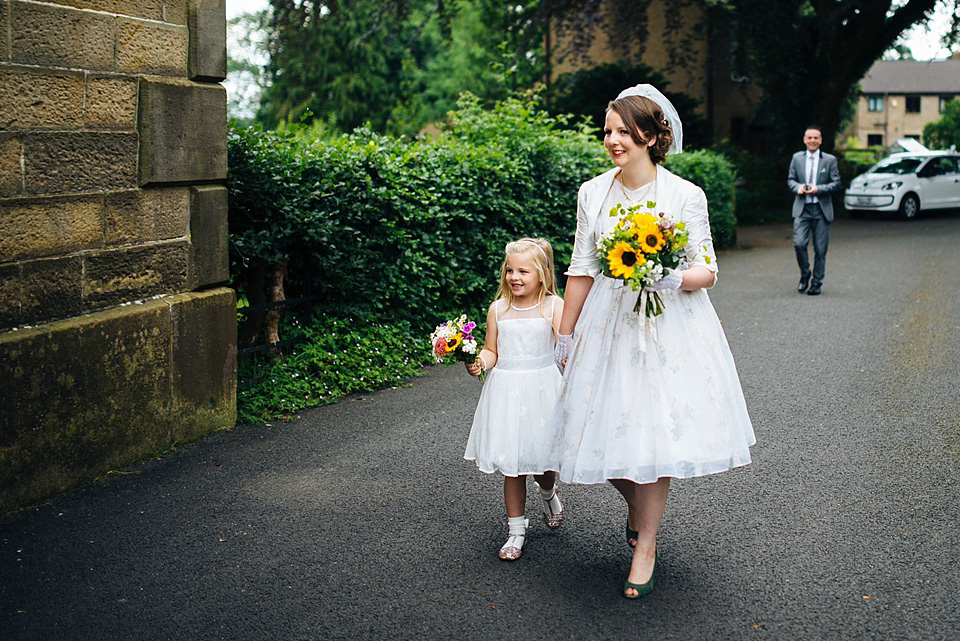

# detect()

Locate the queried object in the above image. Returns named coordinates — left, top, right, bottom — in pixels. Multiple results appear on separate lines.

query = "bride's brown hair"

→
left=607, top=95, right=675, bottom=165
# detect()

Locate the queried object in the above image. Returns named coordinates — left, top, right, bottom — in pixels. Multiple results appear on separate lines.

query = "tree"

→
left=259, top=1, right=546, bottom=134
left=923, top=98, right=960, bottom=149
left=227, top=10, right=270, bottom=125
left=539, top=0, right=960, bottom=154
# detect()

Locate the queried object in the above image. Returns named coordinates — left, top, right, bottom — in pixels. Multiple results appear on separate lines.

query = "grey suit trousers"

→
left=793, top=202, right=829, bottom=286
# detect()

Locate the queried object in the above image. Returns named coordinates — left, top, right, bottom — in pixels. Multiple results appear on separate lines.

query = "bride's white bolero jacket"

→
left=565, top=165, right=719, bottom=286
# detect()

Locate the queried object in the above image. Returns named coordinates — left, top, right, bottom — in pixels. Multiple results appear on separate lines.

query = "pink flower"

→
left=433, top=337, right=448, bottom=357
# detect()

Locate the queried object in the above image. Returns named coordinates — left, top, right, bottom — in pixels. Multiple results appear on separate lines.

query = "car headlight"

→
left=881, top=181, right=902, bottom=190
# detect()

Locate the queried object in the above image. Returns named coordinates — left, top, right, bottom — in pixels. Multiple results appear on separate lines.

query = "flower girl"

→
left=463, top=238, right=566, bottom=560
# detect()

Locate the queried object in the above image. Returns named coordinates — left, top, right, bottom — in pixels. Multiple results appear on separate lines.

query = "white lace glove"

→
left=645, top=268, right=683, bottom=292
left=554, top=334, right=573, bottom=372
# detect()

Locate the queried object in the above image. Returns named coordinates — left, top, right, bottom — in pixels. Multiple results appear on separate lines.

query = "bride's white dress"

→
left=547, top=181, right=756, bottom=485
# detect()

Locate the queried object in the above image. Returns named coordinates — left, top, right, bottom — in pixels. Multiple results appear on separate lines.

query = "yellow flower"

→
left=444, top=334, right=462, bottom=352
left=607, top=241, right=640, bottom=279
left=638, top=227, right=665, bottom=253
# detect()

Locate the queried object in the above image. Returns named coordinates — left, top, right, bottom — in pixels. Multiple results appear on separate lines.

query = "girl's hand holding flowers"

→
left=430, top=314, right=485, bottom=381
left=644, top=268, right=682, bottom=292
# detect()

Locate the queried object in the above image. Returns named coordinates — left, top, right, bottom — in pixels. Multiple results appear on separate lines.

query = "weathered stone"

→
left=104, top=187, right=189, bottom=245
left=116, top=18, right=187, bottom=75
left=84, top=75, right=138, bottom=129
left=0, top=263, right=22, bottom=329
left=138, top=78, right=227, bottom=185
left=188, top=0, right=226, bottom=81
left=0, top=134, right=23, bottom=198
left=169, top=288, right=236, bottom=441
left=23, top=132, right=138, bottom=195
left=164, top=0, right=188, bottom=25
left=83, top=241, right=189, bottom=308
left=0, top=299, right=173, bottom=511
left=0, top=195, right=104, bottom=262
left=0, top=67, right=84, bottom=130
left=0, top=289, right=236, bottom=513
left=20, top=255, right=83, bottom=324
left=11, top=2, right=115, bottom=70
left=41, top=0, right=164, bottom=21
left=189, top=185, right=228, bottom=288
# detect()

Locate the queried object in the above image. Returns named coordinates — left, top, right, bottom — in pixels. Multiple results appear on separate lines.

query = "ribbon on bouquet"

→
left=635, top=289, right=659, bottom=361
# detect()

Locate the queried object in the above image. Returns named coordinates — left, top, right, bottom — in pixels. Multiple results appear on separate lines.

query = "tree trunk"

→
left=263, top=259, right=288, bottom=360
left=238, top=261, right=267, bottom=349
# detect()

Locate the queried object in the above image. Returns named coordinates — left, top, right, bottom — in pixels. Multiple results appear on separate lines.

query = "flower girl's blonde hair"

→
left=495, top=237, right=558, bottom=310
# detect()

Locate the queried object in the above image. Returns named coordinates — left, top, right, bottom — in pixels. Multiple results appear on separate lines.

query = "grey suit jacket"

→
left=787, top=150, right=842, bottom=221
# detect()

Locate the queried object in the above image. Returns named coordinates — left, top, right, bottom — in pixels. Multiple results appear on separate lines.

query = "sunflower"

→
left=638, top=226, right=665, bottom=253
left=444, top=333, right=463, bottom=353
left=607, top=241, right=641, bottom=279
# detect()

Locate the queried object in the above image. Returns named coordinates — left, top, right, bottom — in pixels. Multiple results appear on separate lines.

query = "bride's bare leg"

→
left=611, top=477, right=670, bottom=596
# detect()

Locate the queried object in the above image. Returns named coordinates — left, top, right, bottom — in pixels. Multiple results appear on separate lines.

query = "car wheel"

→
left=899, top=193, right=919, bottom=220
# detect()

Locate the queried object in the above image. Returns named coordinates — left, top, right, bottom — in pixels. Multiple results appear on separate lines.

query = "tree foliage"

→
left=259, top=0, right=545, bottom=134
left=541, top=0, right=960, bottom=154
left=923, top=98, right=960, bottom=150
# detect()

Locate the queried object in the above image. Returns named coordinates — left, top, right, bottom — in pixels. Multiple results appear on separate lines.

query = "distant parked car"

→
left=844, top=150, right=960, bottom=219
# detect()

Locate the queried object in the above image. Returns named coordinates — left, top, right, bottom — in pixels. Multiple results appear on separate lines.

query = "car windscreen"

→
left=869, top=157, right=923, bottom=174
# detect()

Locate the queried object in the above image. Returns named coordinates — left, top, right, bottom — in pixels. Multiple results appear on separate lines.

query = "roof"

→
left=860, top=58, right=960, bottom=94
left=890, top=138, right=929, bottom=153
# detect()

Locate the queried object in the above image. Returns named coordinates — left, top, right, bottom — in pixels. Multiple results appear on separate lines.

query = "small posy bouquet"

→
left=429, top=314, right=484, bottom=380
left=597, top=200, right=689, bottom=317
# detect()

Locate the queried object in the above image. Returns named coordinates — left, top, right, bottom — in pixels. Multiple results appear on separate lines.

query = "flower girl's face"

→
left=504, top=252, right=542, bottom=304
left=604, top=109, right=653, bottom=168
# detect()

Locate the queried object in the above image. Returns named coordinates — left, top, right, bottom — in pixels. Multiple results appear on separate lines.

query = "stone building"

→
left=0, top=0, right=236, bottom=512
left=843, top=56, right=960, bottom=149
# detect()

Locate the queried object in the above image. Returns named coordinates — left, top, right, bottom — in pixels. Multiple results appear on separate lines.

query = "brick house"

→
left=843, top=55, right=960, bottom=149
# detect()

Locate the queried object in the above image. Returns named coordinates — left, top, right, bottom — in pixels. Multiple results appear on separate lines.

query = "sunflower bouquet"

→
left=429, top=314, right=484, bottom=380
left=597, top=200, right=689, bottom=317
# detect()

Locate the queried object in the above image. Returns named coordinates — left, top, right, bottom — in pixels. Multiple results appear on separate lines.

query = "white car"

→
left=844, top=151, right=960, bottom=219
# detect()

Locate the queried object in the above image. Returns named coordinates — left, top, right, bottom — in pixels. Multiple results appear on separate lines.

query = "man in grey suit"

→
left=787, top=126, right=841, bottom=296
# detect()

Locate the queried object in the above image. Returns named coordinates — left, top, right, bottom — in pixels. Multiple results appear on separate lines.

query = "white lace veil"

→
left=615, top=84, right=683, bottom=155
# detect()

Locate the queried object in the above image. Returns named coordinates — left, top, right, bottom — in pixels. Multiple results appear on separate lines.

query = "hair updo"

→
left=607, top=95, right=675, bottom=165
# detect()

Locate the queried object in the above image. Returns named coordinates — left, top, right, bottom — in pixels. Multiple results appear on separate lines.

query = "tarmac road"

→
left=2, top=215, right=959, bottom=641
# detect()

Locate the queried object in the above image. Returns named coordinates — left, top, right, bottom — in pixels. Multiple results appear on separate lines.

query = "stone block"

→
left=0, top=134, right=23, bottom=198
left=170, top=288, right=236, bottom=441
left=189, top=185, right=228, bottom=288
left=138, top=78, right=227, bottom=185
left=21, top=255, right=84, bottom=324
left=42, top=0, right=164, bottom=21
left=188, top=0, right=226, bottom=81
left=11, top=2, right=115, bottom=71
left=23, top=132, right=138, bottom=195
left=164, top=0, right=188, bottom=25
left=116, top=18, right=187, bottom=76
left=84, top=75, right=139, bottom=130
left=0, top=289, right=236, bottom=513
left=0, top=67, right=84, bottom=130
left=0, top=263, right=21, bottom=329
left=0, top=300, right=173, bottom=512
left=0, top=195, right=104, bottom=262
left=83, top=241, right=189, bottom=308
left=105, top=187, right=189, bottom=245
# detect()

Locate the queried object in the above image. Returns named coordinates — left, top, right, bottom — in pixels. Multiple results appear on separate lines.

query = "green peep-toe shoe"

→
left=623, top=550, right=658, bottom=600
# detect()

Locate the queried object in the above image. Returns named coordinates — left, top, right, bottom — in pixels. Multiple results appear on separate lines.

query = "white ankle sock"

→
left=538, top=485, right=562, bottom=514
left=507, top=515, right=528, bottom=536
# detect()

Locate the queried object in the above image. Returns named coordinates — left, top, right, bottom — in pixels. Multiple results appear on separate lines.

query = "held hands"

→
left=798, top=183, right=818, bottom=195
left=554, top=334, right=573, bottom=373
left=644, top=268, right=683, bottom=292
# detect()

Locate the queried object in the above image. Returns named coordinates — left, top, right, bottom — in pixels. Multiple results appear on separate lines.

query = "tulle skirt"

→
left=545, top=276, right=755, bottom=485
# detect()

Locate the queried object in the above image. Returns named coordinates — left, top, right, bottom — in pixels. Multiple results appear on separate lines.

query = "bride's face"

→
left=603, top=109, right=655, bottom=168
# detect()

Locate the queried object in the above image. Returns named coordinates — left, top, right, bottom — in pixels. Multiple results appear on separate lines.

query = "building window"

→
left=867, top=95, right=883, bottom=112
left=905, top=95, right=921, bottom=113
left=867, top=134, right=883, bottom=147
left=941, top=96, right=955, bottom=113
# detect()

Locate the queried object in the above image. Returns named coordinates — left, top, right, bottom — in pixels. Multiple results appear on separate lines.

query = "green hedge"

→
left=228, top=94, right=741, bottom=419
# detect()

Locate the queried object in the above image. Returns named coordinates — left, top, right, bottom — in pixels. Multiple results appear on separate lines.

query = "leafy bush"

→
left=236, top=314, right=431, bottom=423
left=712, top=142, right=792, bottom=226
left=229, top=94, right=747, bottom=419
left=664, top=150, right=739, bottom=250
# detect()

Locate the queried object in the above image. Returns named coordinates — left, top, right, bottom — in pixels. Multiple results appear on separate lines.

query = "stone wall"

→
left=0, top=0, right=236, bottom=513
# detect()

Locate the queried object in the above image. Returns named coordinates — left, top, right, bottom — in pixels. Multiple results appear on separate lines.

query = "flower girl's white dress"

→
left=547, top=184, right=755, bottom=485
left=464, top=296, right=562, bottom=476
